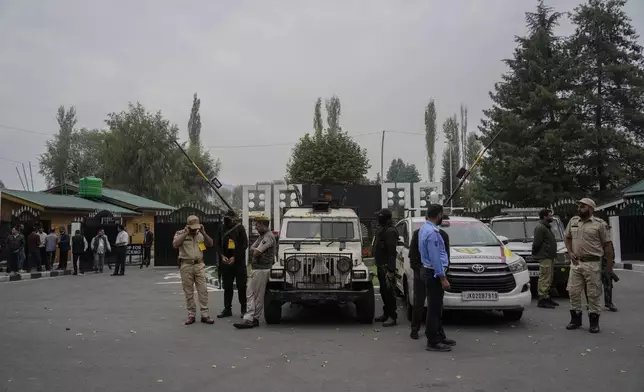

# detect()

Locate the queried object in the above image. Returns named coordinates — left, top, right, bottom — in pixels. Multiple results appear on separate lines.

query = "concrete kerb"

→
left=0, top=269, right=73, bottom=284
left=614, top=261, right=644, bottom=272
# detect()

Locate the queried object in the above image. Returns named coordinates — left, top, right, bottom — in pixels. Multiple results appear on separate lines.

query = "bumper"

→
left=443, top=270, right=532, bottom=311
left=267, top=288, right=371, bottom=303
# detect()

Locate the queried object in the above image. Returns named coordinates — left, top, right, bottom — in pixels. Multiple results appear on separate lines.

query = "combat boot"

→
left=566, top=310, right=582, bottom=330
left=588, top=313, right=600, bottom=333
left=538, top=298, right=556, bottom=309
left=605, top=303, right=618, bottom=312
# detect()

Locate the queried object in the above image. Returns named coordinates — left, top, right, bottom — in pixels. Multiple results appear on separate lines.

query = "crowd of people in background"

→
left=2, top=223, right=144, bottom=277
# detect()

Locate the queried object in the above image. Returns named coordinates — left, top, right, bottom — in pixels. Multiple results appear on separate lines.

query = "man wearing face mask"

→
left=532, top=208, right=559, bottom=309
left=564, top=198, right=613, bottom=333
left=373, top=208, right=398, bottom=327
left=234, top=215, right=275, bottom=329
left=217, top=211, right=249, bottom=319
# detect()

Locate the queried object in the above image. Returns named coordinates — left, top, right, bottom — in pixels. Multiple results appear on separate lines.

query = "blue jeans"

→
left=18, top=250, right=25, bottom=270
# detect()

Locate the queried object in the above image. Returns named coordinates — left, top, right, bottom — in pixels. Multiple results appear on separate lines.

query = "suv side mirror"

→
left=497, top=235, right=509, bottom=245
left=397, top=236, right=405, bottom=246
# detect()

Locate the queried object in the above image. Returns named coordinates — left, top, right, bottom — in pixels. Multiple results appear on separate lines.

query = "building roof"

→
left=623, top=179, right=644, bottom=196
left=44, top=183, right=175, bottom=211
left=1, top=189, right=140, bottom=215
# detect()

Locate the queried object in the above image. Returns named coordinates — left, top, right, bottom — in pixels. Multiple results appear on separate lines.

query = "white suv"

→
left=395, top=216, right=532, bottom=321
left=264, top=203, right=375, bottom=324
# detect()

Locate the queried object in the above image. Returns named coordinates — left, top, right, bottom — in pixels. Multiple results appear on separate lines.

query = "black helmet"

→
left=375, top=208, right=392, bottom=220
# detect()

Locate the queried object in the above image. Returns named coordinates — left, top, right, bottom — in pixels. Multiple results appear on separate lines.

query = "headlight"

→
left=337, top=257, right=352, bottom=273
left=270, top=269, right=284, bottom=279
left=352, top=270, right=367, bottom=280
left=285, top=257, right=301, bottom=273
left=508, top=258, right=527, bottom=273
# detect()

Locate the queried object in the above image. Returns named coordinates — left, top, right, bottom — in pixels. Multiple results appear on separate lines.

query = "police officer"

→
left=234, top=215, right=276, bottom=329
left=172, top=215, right=215, bottom=325
left=217, top=211, right=249, bottom=318
left=373, top=208, right=398, bottom=327
left=564, top=198, right=613, bottom=333
left=410, top=215, right=450, bottom=340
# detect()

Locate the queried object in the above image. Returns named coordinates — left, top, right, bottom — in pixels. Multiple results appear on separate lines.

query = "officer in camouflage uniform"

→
left=564, top=198, right=614, bottom=334
left=601, top=228, right=618, bottom=312
left=173, top=215, right=215, bottom=325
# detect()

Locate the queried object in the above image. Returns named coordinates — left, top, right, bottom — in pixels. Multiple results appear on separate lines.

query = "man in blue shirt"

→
left=419, top=204, right=454, bottom=352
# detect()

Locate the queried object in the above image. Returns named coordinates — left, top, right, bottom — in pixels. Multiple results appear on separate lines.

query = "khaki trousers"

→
left=537, top=258, right=554, bottom=299
left=243, top=269, right=270, bottom=322
left=567, top=261, right=602, bottom=314
left=180, top=261, right=209, bottom=316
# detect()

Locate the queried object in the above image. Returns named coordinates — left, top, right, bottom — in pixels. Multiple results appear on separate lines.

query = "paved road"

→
left=1, top=268, right=643, bottom=392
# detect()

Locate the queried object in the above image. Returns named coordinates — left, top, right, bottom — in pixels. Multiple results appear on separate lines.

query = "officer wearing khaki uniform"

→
left=173, top=215, right=215, bottom=325
left=564, top=198, right=613, bottom=333
left=234, top=215, right=276, bottom=329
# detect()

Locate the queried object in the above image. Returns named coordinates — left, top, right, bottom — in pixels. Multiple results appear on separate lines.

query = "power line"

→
left=0, top=123, right=55, bottom=136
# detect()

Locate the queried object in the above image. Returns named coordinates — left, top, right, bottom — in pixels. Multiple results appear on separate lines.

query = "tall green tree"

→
left=102, top=102, right=187, bottom=205
left=478, top=0, right=580, bottom=205
left=187, top=93, right=202, bottom=146
left=568, top=0, right=644, bottom=200
left=441, top=115, right=461, bottom=200
left=182, top=93, right=221, bottom=204
left=38, top=105, right=77, bottom=186
left=424, top=100, right=438, bottom=182
left=287, top=96, right=370, bottom=184
left=385, top=158, right=421, bottom=183
left=461, top=133, right=484, bottom=207
left=313, top=98, right=324, bottom=135
left=325, top=95, right=342, bottom=136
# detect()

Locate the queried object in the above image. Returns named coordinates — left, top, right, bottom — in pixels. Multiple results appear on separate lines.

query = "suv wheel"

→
left=502, top=310, right=523, bottom=321
left=265, top=298, right=282, bottom=324
left=355, top=282, right=375, bottom=324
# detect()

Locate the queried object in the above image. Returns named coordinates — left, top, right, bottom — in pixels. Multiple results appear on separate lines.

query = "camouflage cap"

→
left=254, top=214, right=270, bottom=222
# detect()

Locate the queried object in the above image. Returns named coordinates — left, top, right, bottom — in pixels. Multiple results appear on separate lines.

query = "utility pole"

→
left=380, top=130, right=385, bottom=184
left=448, top=143, right=453, bottom=209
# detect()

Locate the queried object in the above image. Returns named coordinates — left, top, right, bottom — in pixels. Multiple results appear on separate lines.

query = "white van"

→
left=395, top=215, right=531, bottom=321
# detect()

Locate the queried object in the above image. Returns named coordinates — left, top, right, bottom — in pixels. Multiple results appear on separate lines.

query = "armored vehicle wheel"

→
left=355, top=282, right=375, bottom=324
left=265, top=299, right=282, bottom=324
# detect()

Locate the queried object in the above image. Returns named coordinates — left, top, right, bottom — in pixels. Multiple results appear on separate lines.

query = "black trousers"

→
left=377, top=265, right=398, bottom=320
left=113, top=247, right=127, bottom=275
left=421, top=268, right=447, bottom=345
left=39, top=248, right=47, bottom=270
left=143, top=246, right=152, bottom=265
left=411, top=268, right=426, bottom=332
left=8, top=252, right=20, bottom=273
left=73, top=253, right=83, bottom=273
left=220, top=263, right=247, bottom=310
left=27, top=250, right=41, bottom=272
left=58, top=250, right=69, bottom=270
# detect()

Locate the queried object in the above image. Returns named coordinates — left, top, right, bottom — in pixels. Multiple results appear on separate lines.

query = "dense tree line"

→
left=478, top=0, right=644, bottom=206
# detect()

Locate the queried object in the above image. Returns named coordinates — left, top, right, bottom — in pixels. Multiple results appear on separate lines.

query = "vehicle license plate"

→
left=462, top=291, right=498, bottom=301
left=529, top=271, right=540, bottom=277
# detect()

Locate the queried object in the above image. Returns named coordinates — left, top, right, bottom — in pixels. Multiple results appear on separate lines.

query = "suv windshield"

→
left=490, top=219, right=563, bottom=241
left=285, top=220, right=356, bottom=240
left=414, top=221, right=501, bottom=247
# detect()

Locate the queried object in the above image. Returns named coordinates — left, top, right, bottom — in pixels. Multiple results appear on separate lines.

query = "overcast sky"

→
left=1, top=0, right=643, bottom=192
